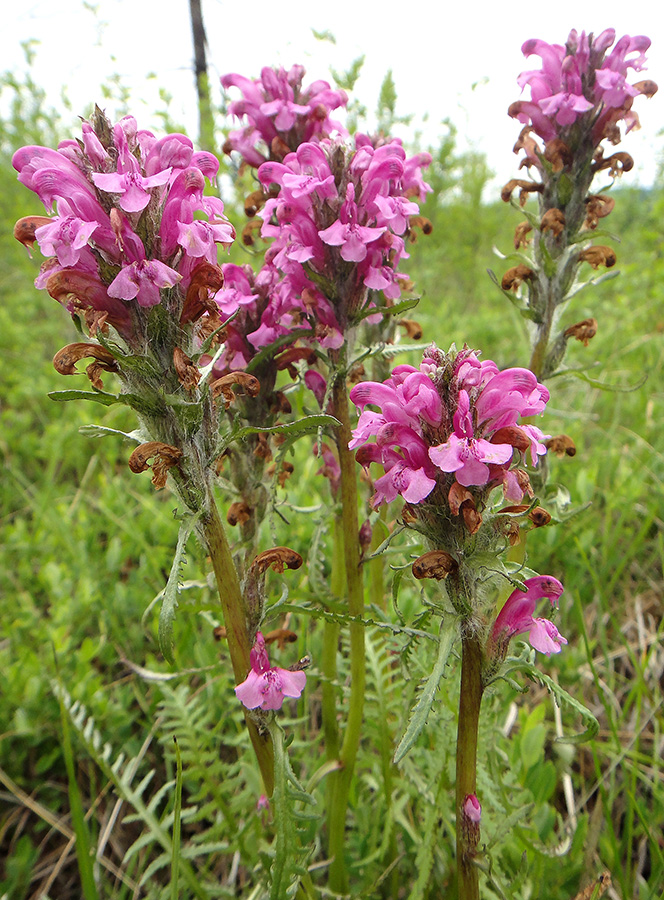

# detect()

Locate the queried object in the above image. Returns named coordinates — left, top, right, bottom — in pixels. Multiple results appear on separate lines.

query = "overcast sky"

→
left=6, top=0, right=663, bottom=193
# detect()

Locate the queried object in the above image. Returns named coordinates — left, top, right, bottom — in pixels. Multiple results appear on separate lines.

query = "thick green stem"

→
left=455, top=633, right=484, bottom=900
left=327, top=368, right=366, bottom=893
left=200, top=493, right=274, bottom=796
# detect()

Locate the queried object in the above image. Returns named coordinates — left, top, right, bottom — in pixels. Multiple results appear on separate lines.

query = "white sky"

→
left=6, top=0, right=663, bottom=194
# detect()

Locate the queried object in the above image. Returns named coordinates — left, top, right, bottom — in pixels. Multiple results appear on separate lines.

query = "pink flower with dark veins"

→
left=235, top=632, right=306, bottom=711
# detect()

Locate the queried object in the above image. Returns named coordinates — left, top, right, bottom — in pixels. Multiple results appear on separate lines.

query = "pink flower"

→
left=463, top=794, right=482, bottom=824
left=491, top=576, right=566, bottom=656
left=92, top=165, right=172, bottom=213
left=107, top=259, right=182, bottom=308
left=235, top=632, right=306, bottom=711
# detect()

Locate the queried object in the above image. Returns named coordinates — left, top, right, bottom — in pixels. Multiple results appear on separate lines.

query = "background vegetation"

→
left=1, top=58, right=662, bottom=900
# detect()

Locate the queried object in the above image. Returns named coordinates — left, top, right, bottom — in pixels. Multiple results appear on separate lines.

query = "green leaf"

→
left=158, top=516, right=199, bottom=665
left=514, top=662, right=599, bottom=744
left=393, top=616, right=459, bottom=763
left=48, top=389, right=120, bottom=406
left=244, top=328, right=313, bottom=374
left=78, top=425, right=143, bottom=441
left=232, top=414, right=341, bottom=446
left=551, top=368, right=647, bottom=392
left=354, top=295, right=420, bottom=324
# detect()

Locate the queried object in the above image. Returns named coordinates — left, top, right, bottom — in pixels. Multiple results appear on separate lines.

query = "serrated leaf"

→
left=511, top=662, right=599, bottom=744
left=158, top=516, right=199, bottom=665
left=234, top=414, right=341, bottom=444
left=552, top=369, right=647, bottom=392
left=245, top=328, right=313, bottom=374
left=355, top=295, right=420, bottom=323
left=79, top=425, right=143, bottom=441
left=393, top=616, right=459, bottom=763
left=48, top=389, right=120, bottom=406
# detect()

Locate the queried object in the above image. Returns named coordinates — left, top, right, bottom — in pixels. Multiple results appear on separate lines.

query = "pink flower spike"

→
left=235, top=632, right=306, bottom=711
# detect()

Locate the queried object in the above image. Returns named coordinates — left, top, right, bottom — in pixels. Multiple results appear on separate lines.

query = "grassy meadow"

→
left=0, top=75, right=663, bottom=900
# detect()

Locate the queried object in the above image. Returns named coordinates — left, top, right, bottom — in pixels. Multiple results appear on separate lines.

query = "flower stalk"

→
left=455, top=631, right=484, bottom=900
left=327, top=356, right=367, bottom=892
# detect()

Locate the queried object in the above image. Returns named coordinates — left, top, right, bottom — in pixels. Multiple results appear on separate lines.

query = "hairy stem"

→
left=327, top=365, right=366, bottom=893
left=455, top=632, right=484, bottom=900
left=200, top=491, right=274, bottom=795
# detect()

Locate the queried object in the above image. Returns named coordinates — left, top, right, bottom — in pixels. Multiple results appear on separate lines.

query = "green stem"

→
left=200, top=491, right=275, bottom=795
left=321, top=518, right=344, bottom=766
left=327, top=367, right=366, bottom=893
left=455, top=633, right=484, bottom=900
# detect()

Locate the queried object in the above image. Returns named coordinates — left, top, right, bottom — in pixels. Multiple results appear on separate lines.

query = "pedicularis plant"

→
left=13, top=30, right=656, bottom=899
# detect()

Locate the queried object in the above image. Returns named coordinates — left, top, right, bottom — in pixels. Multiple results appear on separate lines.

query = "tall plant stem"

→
left=200, top=491, right=274, bottom=796
left=321, top=518, right=345, bottom=765
left=455, top=633, right=484, bottom=900
left=327, top=366, right=366, bottom=893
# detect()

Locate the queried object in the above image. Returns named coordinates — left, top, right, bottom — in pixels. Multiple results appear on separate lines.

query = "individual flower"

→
left=490, top=576, right=567, bottom=656
left=235, top=631, right=306, bottom=711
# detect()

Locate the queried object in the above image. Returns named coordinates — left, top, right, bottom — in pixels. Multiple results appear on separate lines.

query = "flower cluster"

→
left=13, top=109, right=233, bottom=345
left=510, top=28, right=656, bottom=160
left=350, top=345, right=549, bottom=513
left=235, top=631, right=306, bottom=711
left=222, top=65, right=348, bottom=167
left=255, top=137, right=431, bottom=325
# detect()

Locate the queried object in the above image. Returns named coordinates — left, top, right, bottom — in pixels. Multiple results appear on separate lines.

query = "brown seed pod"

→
left=128, top=442, right=183, bottom=490
left=593, top=151, right=633, bottom=177
left=250, top=547, right=303, bottom=576
left=501, top=264, right=534, bottom=291
left=398, top=319, right=423, bottom=340
left=13, top=215, right=52, bottom=252
left=584, top=194, right=615, bottom=230
left=541, top=208, right=566, bottom=238
left=500, top=504, right=551, bottom=527
left=227, top=500, right=252, bottom=526
left=412, top=550, right=458, bottom=581
left=514, top=221, right=532, bottom=249
left=173, top=346, right=201, bottom=391
left=210, top=372, right=261, bottom=408
left=633, top=79, right=658, bottom=98
left=500, top=178, right=543, bottom=205
left=490, top=426, right=531, bottom=453
left=578, top=246, right=616, bottom=270
left=543, top=138, right=572, bottom=172
left=564, top=318, right=597, bottom=346
left=544, top=434, right=576, bottom=458
left=181, top=262, right=225, bottom=324
left=53, top=342, right=119, bottom=389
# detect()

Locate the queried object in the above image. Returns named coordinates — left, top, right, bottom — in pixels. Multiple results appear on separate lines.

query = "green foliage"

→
left=1, top=56, right=663, bottom=900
